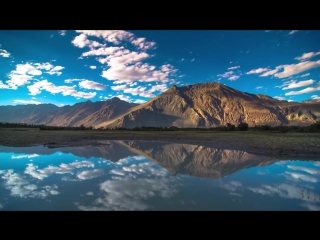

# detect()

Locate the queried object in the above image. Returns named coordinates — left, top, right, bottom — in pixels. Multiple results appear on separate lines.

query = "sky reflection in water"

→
left=0, top=141, right=319, bottom=211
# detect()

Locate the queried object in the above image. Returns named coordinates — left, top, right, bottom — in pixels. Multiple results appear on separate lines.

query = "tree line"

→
left=0, top=121, right=320, bottom=132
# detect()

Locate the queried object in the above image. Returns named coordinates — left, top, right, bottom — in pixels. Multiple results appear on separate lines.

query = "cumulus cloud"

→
left=273, top=96, right=285, bottom=100
left=228, top=66, right=240, bottom=70
left=281, top=79, right=315, bottom=90
left=89, top=66, right=97, bottom=69
left=301, top=73, right=310, bottom=77
left=295, top=52, right=320, bottom=61
left=71, top=30, right=177, bottom=85
left=289, top=30, right=298, bottom=35
left=13, top=100, right=42, bottom=105
left=217, top=71, right=234, bottom=78
left=134, top=99, right=146, bottom=104
left=311, top=95, right=320, bottom=100
left=78, top=80, right=106, bottom=90
left=248, top=61, right=320, bottom=78
left=105, top=94, right=131, bottom=102
left=27, top=80, right=96, bottom=99
left=1, top=62, right=65, bottom=90
left=0, top=48, right=11, bottom=57
left=246, top=68, right=270, bottom=74
left=58, top=30, right=66, bottom=36
left=131, top=37, right=156, bottom=50
left=228, top=75, right=240, bottom=81
left=255, top=86, right=263, bottom=90
left=111, top=83, right=167, bottom=98
left=285, top=86, right=320, bottom=96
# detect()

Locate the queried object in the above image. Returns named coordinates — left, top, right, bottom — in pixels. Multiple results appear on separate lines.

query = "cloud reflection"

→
left=0, top=170, right=59, bottom=198
left=11, top=154, right=39, bottom=159
left=25, top=160, right=94, bottom=180
left=76, top=160, right=178, bottom=211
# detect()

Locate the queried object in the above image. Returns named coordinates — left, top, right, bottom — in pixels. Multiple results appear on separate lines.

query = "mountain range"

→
left=1, top=82, right=320, bottom=128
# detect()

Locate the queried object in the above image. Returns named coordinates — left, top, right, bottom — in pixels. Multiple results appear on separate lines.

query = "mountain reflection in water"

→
left=0, top=141, right=319, bottom=211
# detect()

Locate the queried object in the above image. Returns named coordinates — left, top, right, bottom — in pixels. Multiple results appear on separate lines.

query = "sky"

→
left=0, top=30, right=320, bottom=107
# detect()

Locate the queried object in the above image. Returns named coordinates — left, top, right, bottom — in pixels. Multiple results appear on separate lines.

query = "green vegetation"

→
left=1, top=121, right=320, bottom=133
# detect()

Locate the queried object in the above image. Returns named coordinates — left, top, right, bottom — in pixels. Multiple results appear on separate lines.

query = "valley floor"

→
left=0, top=129, right=319, bottom=160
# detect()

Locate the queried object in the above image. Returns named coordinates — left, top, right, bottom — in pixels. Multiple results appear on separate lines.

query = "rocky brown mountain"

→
left=1, top=82, right=320, bottom=128
left=96, top=82, right=320, bottom=128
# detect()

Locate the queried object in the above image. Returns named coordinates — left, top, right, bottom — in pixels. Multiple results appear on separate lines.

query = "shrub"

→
left=238, top=122, right=249, bottom=131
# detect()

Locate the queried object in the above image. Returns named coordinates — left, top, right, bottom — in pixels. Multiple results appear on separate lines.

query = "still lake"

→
left=0, top=140, right=319, bottom=211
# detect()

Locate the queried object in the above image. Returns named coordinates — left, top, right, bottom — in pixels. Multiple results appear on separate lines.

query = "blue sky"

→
left=0, top=30, right=320, bottom=106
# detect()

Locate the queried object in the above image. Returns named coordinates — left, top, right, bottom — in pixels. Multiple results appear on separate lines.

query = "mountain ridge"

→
left=1, top=82, right=320, bottom=128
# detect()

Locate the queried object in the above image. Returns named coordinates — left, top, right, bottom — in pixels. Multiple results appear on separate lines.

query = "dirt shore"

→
left=0, top=129, right=319, bottom=160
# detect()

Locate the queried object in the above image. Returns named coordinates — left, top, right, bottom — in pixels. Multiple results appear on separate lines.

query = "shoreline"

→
left=0, top=129, right=320, bottom=160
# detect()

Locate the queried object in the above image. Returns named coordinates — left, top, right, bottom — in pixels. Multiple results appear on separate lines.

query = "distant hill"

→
left=0, top=97, right=137, bottom=127
left=1, top=82, right=320, bottom=128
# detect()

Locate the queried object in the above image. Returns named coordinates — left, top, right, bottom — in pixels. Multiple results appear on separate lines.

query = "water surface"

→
left=0, top=140, right=319, bottom=211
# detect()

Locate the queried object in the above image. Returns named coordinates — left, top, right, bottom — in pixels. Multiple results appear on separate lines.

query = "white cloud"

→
left=6, top=74, right=33, bottom=89
left=249, top=61, right=320, bottom=79
left=272, top=61, right=320, bottom=78
left=217, top=71, right=234, bottom=78
left=246, top=68, right=270, bottom=74
left=301, top=73, right=310, bottom=77
left=285, top=86, right=320, bottom=96
left=228, top=66, right=240, bottom=70
left=134, top=99, right=146, bottom=104
left=46, top=66, right=64, bottom=76
left=311, top=95, right=320, bottom=100
left=13, top=63, right=42, bottom=76
left=71, top=30, right=177, bottom=85
left=117, top=95, right=131, bottom=102
left=71, top=33, right=106, bottom=49
left=0, top=80, right=11, bottom=89
left=0, top=48, right=10, bottom=57
left=111, top=84, right=127, bottom=91
left=75, top=30, right=134, bottom=45
left=78, top=80, right=106, bottom=90
left=256, top=86, right=263, bottom=90
left=13, top=99, right=42, bottom=105
left=111, top=83, right=167, bottom=98
left=131, top=37, right=156, bottom=50
left=228, top=75, right=240, bottom=81
left=2, top=62, right=65, bottom=90
left=282, top=79, right=315, bottom=90
left=27, top=80, right=96, bottom=99
left=191, top=58, right=195, bottom=62
left=89, top=66, right=97, bottom=69
left=295, top=52, right=320, bottom=61
left=289, top=30, right=298, bottom=35
left=273, top=96, right=285, bottom=100
left=82, top=47, right=124, bottom=57
left=58, top=30, right=66, bottom=36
